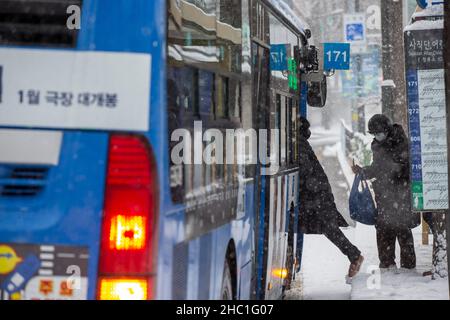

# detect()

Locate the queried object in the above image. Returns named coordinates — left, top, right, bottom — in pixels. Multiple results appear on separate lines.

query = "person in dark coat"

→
left=353, top=114, right=420, bottom=270
left=298, top=117, right=364, bottom=278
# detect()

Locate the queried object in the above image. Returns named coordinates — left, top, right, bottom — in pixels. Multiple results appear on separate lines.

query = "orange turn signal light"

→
left=272, top=268, right=288, bottom=279
left=99, top=278, right=148, bottom=300
left=109, top=215, right=147, bottom=250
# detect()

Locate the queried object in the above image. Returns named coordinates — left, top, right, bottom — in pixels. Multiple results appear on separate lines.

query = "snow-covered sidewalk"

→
left=350, top=224, right=449, bottom=300
left=287, top=230, right=354, bottom=300
left=285, top=219, right=449, bottom=300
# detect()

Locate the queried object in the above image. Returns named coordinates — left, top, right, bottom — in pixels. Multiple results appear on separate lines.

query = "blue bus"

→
left=0, top=0, right=320, bottom=300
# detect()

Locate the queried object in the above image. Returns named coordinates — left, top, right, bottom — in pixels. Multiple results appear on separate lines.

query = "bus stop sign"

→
left=323, top=43, right=351, bottom=70
left=270, top=44, right=288, bottom=71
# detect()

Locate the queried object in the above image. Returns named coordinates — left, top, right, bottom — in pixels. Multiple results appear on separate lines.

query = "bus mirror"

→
left=307, top=75, right=327, bottom=108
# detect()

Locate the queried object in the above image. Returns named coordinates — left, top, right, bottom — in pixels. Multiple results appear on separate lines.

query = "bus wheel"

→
left=221, top=260, right=233, bottom=300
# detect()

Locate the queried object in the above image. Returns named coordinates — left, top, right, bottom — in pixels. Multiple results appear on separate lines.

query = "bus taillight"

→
left=97, top=135, right=157, bottom=300
left=98, top=278, right=148, bottom=301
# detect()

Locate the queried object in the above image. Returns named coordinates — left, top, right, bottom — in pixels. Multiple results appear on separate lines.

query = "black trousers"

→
left=322, top=225, right=361, bottom=263
left=376, top=225, right=416, bottom=269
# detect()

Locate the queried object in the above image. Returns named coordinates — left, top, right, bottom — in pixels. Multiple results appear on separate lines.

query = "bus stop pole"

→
left=444, top=0, right=450, bottom=299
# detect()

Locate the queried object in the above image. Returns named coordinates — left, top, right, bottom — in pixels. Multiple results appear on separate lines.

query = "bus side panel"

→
left=255, top=174, right=267, bottom=299
left=237, top=183, right=255, bottom=300
left=157, top=211, right=185, bottom=300
left=157, top=180, right=254, bottom=300
left=209, top=181, right=254, bottom=300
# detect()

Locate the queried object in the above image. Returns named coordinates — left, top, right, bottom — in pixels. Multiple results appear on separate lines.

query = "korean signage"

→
left=405, top=27, right=448, bottom=211
left=0, top=243, right=88, bottom=300
left=0, top=48, right=151, bottom=132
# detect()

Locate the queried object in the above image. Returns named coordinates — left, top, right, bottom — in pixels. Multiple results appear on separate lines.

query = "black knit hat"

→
left=368, top=114, right=392, bottom=134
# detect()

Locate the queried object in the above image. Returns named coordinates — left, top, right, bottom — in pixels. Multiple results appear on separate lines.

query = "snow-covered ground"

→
left=286, top=222, right=449, bottom=300
left=351, top=224, right=449, bottom=300
left=289, top=230, right=354, bottom=300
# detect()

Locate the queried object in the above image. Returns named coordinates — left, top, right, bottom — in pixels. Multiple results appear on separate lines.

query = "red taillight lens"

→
left=98, top=135, right=157, bottom=300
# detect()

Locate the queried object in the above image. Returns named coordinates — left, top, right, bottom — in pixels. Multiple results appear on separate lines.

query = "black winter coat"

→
left=298, top=136, right=348, bottom=235
left=363, top=124, right=420, bottom=229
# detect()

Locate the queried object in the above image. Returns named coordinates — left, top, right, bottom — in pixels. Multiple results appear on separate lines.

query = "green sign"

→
left=412, top=181, right=424, bottom=211
left=288, top=58, right=298, bottom=90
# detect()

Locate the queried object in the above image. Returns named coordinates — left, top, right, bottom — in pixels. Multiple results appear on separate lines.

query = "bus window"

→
left=274, top=93, right=281, bottom=161
left=280, top=95, right=286, bottom=167
left=193, top=155, right=204, bottom=192
left=185, top=151, right=194, bottom=196
left=176, top=67, right=197, bottom=114
left=216, top=76, right=229, bottom=119
left=274, top=93, right=288, bottom=167
left=287, top=97, right=292, bottom=165
left=211, top=154, right=217, bottom=186
left=168, top=69, right=184, bottom=204
left=224, top=147, right=230, bottom=185
left=280, top=178, right=286, bottom=233
left=218, top=0, right=242, bottom=33
left=253, top=44, right=270, bottom=131
left=205, top=161, right=212, bottom=188
left=268, top=12, right=302, bottom=98
left=291, top=99, right=299, bottom=164
left=192, top=70, right=200, bottom=118
left=198, top=70, right=214, bottom=189
left=251, top=0, right=269, bottom=43
left=167, top=65, right=198, bottom=201
left=217, top=0, right=242, bottom=73
left=216, top=148, right=224, bottom=185
left=180, top=0, right=217, bottom=68
left=229, top=79, right=242, bottom=121
left=233, top=142, right=239, bottom=186
left=199, top=70, right=214, bottom=120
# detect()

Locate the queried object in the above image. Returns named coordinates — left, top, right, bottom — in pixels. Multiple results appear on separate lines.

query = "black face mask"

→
left=374, top=132, right=387, bottom=142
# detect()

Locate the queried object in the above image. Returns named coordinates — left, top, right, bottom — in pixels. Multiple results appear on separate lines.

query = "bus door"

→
left=251, top=42, right=271, bottom=300
left=264, top=94, right=289, bottom=300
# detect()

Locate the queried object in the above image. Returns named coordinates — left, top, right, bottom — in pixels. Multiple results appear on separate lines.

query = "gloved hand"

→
left=352, top=159, right=362, bottom=175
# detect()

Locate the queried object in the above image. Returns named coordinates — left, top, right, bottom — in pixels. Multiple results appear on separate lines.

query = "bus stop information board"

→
left=405, top=27, right=449, bottom=211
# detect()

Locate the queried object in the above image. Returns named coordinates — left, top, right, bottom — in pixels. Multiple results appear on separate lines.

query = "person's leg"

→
left=397, top=228, right=416, bottom=269
left=376, top=225, right=396, bottom=268
left=322, top=225, right=361, bottom=263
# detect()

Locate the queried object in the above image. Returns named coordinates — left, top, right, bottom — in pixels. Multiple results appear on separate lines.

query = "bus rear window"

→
left=0, top=0, right=82, bottom=48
